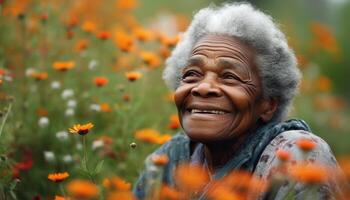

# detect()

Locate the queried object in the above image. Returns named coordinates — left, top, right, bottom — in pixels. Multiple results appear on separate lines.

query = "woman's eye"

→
left=223, top=72, right=238, bottom=80
left=182, top=70, right=201, bottom=81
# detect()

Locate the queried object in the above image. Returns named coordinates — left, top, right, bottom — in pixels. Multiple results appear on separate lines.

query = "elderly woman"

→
left=134, top=3, right=339, bottom=199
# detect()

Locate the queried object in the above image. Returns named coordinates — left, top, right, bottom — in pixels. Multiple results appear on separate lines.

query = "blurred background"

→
left=0, top=0, right=349, bottom=199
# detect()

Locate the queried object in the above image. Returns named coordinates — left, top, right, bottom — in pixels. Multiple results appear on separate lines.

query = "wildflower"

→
left=100, top=103, right=111, bottom=112
left=289, top=163, right=329, bottom=184
left=122, top=94, right=130, bottom=102
left=310, top=22, right=339, bottom=55
left=65, top=108, right=75, bottom=116
left=174, top=163, right=209, bottom=192
left=103, top=176, right=131, bottom=191
left=115, top=0, right=138, bottom=10
left=66, top=30, right=74, bottom=40
left=92, top=140, right=104, bottom=150
left=97, top=31, right=111, bottom=40
left=51, top=81, right=61, bottom=89
left=48, top=172, right=69, bottom=182
left=316, top=75, right=332, bottom=92
left=167, top=114, right=180, bottom=129
left=56, top=131, right=69, bottom=141
left=140, top=51, right=161, bottom=68
left=55, top=196, right=69, bottom=200
left=338, top=156, right=350, bottom=181
left=67, top=100, right=77, bottom=108
left=152, top=154, right=169, bottom=166
left=158, top=33, right=180, bottom=47
left=125, top=71, right=142, bottom=81
left=88, top=60, right=98, bottom=70
left=159, top=45, right=170, bottom=59
left=296, top=138, right=317, bottom=152
left=276, top=149, right=291, bottom=162
left=31, top=72, right=48, bottom=81
left=134, top=129, right=171, bottom=144
left=207, top=185, right=243, bottom=200
left=67, top=180, right=99, bottom=199
left=81, top=21, right=97, bottom=33
left=38, top=117, right=49, bottom=128
left=133, top=27, right=153, bottom=41
left=66, top=15, right=78, bottom=28
left=75, top=39, right=89, bottom=52
left=113, top=30, right=134, bottom=52
left=159, top=184, right=181, bottom=200
left=130, top=142, right=137, bottom=149
left=93, top=76, right=109, bottom=87
left=44, top=151, right=55, bottom=162
left=62, top=154, right=73, bottom=164
left=61, top=89, right=74, bottom=99
left=88, top=104, right=99, bottom=112
left=107, top=191, right=135, bottom=200
left=53, top=61, right=75, bottom=72
left=37, top=108, right=48, bottom=117
left=69, top=123, right=94, bottom=135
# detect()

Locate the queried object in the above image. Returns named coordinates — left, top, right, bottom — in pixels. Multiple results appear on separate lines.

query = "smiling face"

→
left=175, top=34, right=271, bottom=143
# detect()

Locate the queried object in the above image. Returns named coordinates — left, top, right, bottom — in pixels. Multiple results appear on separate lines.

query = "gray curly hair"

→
left=162, top=2, right=301, bottom=122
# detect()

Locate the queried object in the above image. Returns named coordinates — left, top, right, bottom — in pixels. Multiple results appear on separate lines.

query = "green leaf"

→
left=94, top=160, right=104, bottom=174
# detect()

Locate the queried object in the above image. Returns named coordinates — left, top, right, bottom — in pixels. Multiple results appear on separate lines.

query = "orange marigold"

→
left=55, top=195, right=70, bottom=200
left=113, top=30, right=134, bottom=52
left=100, top=103, right=111, bottom=112
left=97, top=31, right=111, bottom=40
left=289, top=163, right=329, bottom=184
left=167, top=114, right=180, bottom=130
left=81, top=21, right=97, bottom=33
left=152, top=154, right=169, bottom=166
left=93, top=76, right=109, bottom=87
left=75, top=39, right=89, bottom=52
left=207, top=185, right=243, bottom=200
left=276, top=149, right=291, bottom=162
left=69, top=123, right=94, bottom=135
left=125, top=71, right=142, bottom=82
left=53, top=61, right=75, bottom=72
left=48, top=172, right=69, bottom=182
left=103, top=176, right=131, bottom=191
left=67, top=180, right=98, bottom=199
left=174, top=163, right=209, bottom=192
left=107, top=191, right=136, bottom=200
left=134, top=129, right=171, bottom=145
left=32, top=72, right=48, bottom=81
left=159, top=184, right=181, bottom=200
left=296, top=138, right=317, bottom=152
left=133, top=27, right=154, bottom=41
left=140, top=51, right=161, bottom=68
left=115, top=0, right=138, bottom=10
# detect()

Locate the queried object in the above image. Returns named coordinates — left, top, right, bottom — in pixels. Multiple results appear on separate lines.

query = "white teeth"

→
left=191, top=109, right=226, bottom=114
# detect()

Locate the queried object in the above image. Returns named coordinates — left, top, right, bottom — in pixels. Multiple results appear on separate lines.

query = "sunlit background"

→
left=0, top=0, right=349, bottom=199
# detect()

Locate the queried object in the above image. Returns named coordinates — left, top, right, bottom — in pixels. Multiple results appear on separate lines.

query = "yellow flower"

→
left=69, top=123, right=94, bottom=135
left=125, top=71, right=142, bottom=82
left=48, top=172, right=69, bottom=182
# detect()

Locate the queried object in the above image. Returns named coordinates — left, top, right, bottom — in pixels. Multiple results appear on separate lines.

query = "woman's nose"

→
left=191, top=79, right=222, bottom=98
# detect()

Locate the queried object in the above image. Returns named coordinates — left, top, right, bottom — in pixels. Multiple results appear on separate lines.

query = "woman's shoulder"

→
left=254, top=130, right=338, bottom=179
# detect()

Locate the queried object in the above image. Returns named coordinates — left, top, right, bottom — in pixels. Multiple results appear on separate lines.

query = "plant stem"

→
left=59, top=183, right=66, bottom=197
left=0, top=103, right=12, bottom=138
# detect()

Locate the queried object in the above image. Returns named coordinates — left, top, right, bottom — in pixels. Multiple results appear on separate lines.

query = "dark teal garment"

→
left=133, top=119, right=311, bottom=199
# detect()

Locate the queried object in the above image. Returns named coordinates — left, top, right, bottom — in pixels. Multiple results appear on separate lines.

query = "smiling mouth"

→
left=187, top=108, right=229, bottom=115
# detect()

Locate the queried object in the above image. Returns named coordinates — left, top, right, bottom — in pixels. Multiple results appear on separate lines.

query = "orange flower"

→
left=167, top=114, right=180, bottom=130
left=133, top=27, right=154, bottom=41
left=152, top=154, right=169, bottom=166
left=31, top=72, right=48, bottom=81
left=316, top=75, right=332, bottom=92
left=37, top=108, right=48, bottom=117
left=103, top=176, right=131, bottom=191
left=158, top=33, right=180, bottom=47
left=125, top=71, right=142, bottom=81
left=81, top=21, right=97, bottom=33
left=337, top=156, right=350, bottom=181
left=67, top=180, right=99, bottom=199
left=97, top=31, right=111, bottom=40
left=69, top=123, right=94, bottom=135
left=207, top=185, right=243, bottom=200
left=159, top=45, right=171, bottom=59
left=75, top=39, right=89, bottom=52
left=296, top=138, right=317, bottom=152
left=174, top=163, right=209, bottom=192
left=55, top=196, right=70, bottom=200
left=134, top=129, right=171, bottom=144
left=93, top=76, right=109, bottom=87
left=289, top=163, right=329, bottom=184
left=66, top=15, right=78, bottom=28
left=310, top=22, right=339, bottom=55
left=140, top=51, right=161, bottom=68
left=100, top=103, right=111, bottom=112
left=276, top=149, right=291, bottom=162
left=115, top=0, right=138, bottom=10
left=122, top=94, right=130, bottom=102
left=107, top=191, right=135, bottom=200
left=53, top=61, right=75, bottom=72
left=48, top=172, right=69, bottom=182
left=159, top=184, right=181, bottom=200
left=113, top=30, right=134, bottom=52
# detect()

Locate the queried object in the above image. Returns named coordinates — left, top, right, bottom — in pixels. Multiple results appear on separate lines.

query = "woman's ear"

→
left=259, top=98, right=278, bottom=122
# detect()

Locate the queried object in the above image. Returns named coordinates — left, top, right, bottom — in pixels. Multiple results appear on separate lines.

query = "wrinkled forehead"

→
left=191, top=34, right=256, bottom=58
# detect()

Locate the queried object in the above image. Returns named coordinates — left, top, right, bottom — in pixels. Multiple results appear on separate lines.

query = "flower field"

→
left=0, top=0, right=350, bottom=199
